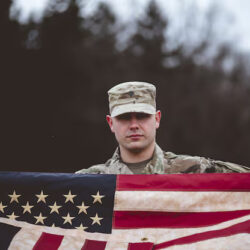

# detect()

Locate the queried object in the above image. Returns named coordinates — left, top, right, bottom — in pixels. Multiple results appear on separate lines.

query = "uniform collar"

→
left=109, top=144, right=164, bottom=174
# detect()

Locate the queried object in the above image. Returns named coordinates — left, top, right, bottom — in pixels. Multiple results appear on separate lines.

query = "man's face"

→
left=106, top=111, right=161, bottom=154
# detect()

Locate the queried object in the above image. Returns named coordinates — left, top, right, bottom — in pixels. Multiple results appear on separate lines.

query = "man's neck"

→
left=119, top=143, right=155, bottom=163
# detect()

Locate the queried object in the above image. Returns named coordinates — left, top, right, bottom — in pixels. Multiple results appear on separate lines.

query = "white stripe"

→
left=105, top=241, right=129, bottom=250
left=8, top=227, right=42, bottom=250
left=114, top=191, right=250, bottom=212
left=58, top=235, right=85, bottom=250
left=164, top=233, right=250, bottom=250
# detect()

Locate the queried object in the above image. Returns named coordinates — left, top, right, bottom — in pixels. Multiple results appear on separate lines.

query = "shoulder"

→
left=162, top=151, right=210, bottom=173
left=75, top=164, right=109, bottom=174
left=163, top=151, right=250, bottom=173
left=212, top=160, right=250, bottom=173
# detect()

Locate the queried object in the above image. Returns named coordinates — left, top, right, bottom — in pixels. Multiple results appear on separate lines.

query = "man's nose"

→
left=129, top=115, right=139, bottom=129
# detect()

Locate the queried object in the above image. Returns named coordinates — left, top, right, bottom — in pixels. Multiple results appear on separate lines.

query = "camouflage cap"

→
left=108, top=81, right=156, bottom=117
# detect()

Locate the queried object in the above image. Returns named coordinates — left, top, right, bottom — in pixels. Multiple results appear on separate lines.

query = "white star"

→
left=34, top=213, right=47, bottom=224
left=63, top=190, right=76, bottom=203
left=91, top=191, right=105, bottom=204
left=62, top=213, right=75, bottom=225
left=77, top=202, right=89, bottom=214
left=51, top=223, right=56, bottom=227
left=0, top=202, right=7, bottom=213
left=8, top=190, right=21, bottom=203
left=22, top=201, right=34, bottom=214
left=7, top=212, right=19, bottom=220
left=75, top=223, right=88, bottom=231
left=90, top=213, right=103, bottom=225
left=49, top=202, right=62, bottom=214
left=36, top=190, right=48, bottom=203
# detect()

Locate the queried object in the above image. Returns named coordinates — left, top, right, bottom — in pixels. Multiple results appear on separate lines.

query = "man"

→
left=76, top=81, right=250, bottom=174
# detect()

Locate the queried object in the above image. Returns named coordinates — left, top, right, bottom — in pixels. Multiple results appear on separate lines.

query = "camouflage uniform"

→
left=76, top=144, right=250, bottom=174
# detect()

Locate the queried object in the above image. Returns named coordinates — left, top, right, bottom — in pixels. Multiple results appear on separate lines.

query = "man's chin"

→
left=126, top=143, right=145, bottom=153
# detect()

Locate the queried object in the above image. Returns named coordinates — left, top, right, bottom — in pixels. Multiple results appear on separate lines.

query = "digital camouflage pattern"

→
left=76, top=144, right=250, bottom=174
left=108, top=81, right=156, bottom=117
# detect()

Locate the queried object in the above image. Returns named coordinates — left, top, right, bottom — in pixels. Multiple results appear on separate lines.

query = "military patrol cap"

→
left=108, top=81, right=156, bottom=117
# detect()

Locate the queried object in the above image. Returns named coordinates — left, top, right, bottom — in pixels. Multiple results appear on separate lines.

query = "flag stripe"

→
left=154, top=219, right=250, bottom=249
left=117, top=173, right=250, bottom=191
left=81, top=239, right=107, bottom=250
left=33, top=232, right=64, bottom=250
left=0, top=222, right=21, bottom=250
left=58, top=235, right=86, bottom=250
left=105, top=241, right=128, bottom=249
left=114, top=190, right=250, bottom=212
left=8, top=227, right=43, bottom=250
left=110, top=215, right=250, bottom=244
left=128, top=242, right=154, bottom=250
left=163, top=233, right=250, bottom=250
left=113, top=210, right=250, bottom=229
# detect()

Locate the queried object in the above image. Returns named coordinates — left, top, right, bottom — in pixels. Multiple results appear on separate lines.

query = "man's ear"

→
left=155, top=110, right=161, bottom=129
left=106, top=115, right=114, bottom=133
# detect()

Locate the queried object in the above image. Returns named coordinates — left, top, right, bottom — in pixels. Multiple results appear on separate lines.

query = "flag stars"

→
left=36, top=190, right=48, bottom=203
left=77, top=202, right=89, bottom=214
left=90, top=213, right=103, bottom=225
left=91, top=191, right=105, bottom=204
left=22, top=201, right=34, bottom=214
left=63, top=190, right=76, bottom=204
left=8, top=190, right=21, bottom=203
left=34, top=213, right=47, bottom=224
left=7, top=212, right=19, bottom=220
left=49, top=202, right=62, bottom=214
left=75, top=223, right=88, bottom=231
left=62, top=213, right=75, bottom=225
left=0, top=202, right=7, bottom=213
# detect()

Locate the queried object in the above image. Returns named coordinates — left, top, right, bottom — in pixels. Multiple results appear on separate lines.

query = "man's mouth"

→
left=127, top=134, right=143, bottom=139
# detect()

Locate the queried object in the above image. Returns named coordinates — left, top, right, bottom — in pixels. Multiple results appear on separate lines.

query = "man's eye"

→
left=116, top=113, right=151, bottom=120
left=116, top=114, right=131, bottom=120
left=136, top=113, right=151, bottom=119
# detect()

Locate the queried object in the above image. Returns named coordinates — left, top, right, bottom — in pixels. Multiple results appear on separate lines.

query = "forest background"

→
left=2, top=0, right=250, bottom=172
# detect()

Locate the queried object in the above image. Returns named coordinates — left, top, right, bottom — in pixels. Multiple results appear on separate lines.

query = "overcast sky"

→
left=11, top=0, right=250, bottom=52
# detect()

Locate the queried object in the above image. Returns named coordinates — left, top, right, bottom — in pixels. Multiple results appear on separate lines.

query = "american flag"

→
left=0, top=172, right=250, bottom=249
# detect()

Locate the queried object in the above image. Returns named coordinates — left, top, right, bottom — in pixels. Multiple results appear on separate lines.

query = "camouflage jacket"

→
left=76, top=144, right=250, bottom=174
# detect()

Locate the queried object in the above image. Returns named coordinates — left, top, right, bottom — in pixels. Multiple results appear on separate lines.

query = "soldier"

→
left=76, top=81, right=250, bottom=174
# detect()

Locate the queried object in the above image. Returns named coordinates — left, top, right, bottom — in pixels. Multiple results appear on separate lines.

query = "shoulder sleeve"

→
left=210, top=160, right=250, bottom=173
left=75, top=164, right=108, bottom=174
left=164, top=152, right=250, bottom=173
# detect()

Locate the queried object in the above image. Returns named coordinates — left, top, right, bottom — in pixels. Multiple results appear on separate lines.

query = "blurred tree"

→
left=0, top=1, right=23, bottom=49
left=123, top=0, right=168, bottom=80
left=1, top=0, right=30, bottom=171
left=35, top=1, right=119, bottom=171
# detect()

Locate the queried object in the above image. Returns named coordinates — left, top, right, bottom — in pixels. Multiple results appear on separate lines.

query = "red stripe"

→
left=154, top=219, right=250, bottom=249
left=117, top=173, right=250, bottom=191
left=81, top=239, right=107, bottom=250
left=113, top=210, right=250, bottom=229
left=128, top=242, right=154, bottom=250
left=33, top=232, right=63, bottom=250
